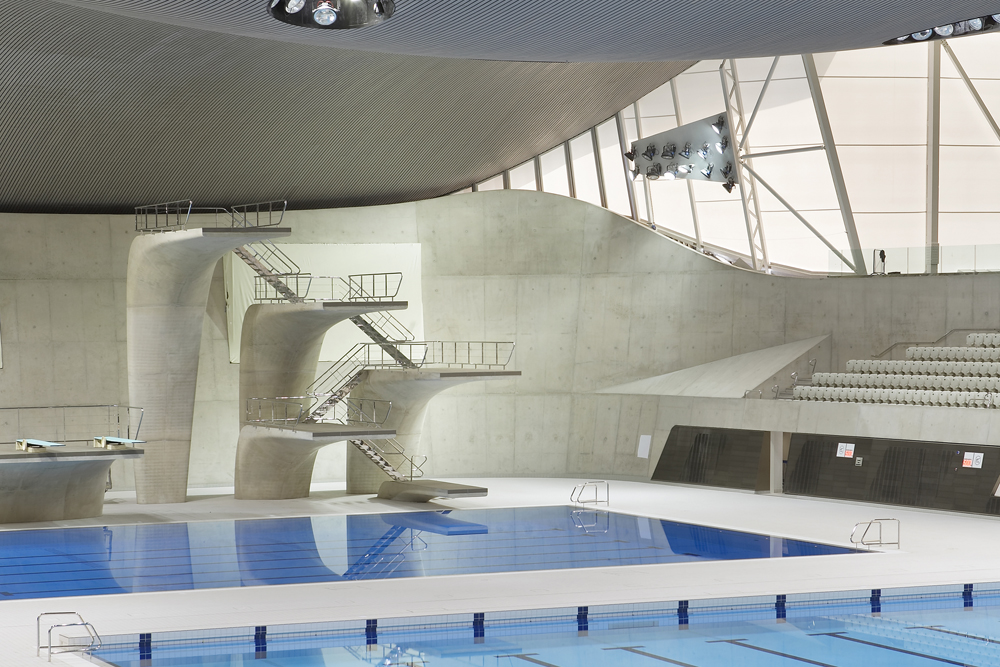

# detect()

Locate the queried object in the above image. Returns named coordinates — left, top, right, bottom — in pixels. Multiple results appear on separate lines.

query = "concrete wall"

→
left=3, top=191, right=1000, bottom=491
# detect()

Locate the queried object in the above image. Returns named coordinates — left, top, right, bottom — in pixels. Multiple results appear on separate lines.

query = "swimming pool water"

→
left=92, top=586, right=1000, bottom=667
left=0, top=506, right=859, bottom=600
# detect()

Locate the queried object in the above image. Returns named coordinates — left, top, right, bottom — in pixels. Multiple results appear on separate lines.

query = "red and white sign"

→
left=836, top=443, right=855, bottom=458
left=963, top=452, right=984, bottom=469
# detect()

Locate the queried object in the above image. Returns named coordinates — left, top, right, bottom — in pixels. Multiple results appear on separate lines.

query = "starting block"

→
left=16, top=438, right=66, bottom=451
left=93, top=436, right=145, bottom=449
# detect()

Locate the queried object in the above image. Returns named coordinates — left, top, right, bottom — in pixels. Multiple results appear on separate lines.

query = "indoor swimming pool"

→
left=0, top=506, right=860, bottom=600
left=90, top=584, right=1000, bottom=666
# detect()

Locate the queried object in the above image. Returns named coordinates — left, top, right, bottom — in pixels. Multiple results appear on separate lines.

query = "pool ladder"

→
left=37, top=611, right=102, bottom=662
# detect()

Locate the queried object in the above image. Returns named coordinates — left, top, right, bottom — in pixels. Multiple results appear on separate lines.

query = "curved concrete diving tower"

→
left=127, top=227, right=290, bottom=504
left=234, top=301, right=406, bottom=500
left=347, top=368, right=520, bottom=494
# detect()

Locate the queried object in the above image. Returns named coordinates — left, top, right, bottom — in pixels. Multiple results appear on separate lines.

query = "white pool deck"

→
left=3, top=477, right=1000, bottom=665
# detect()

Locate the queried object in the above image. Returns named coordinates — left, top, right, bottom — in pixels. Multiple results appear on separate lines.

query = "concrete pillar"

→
left=127, top=227, right=289, bottom=504
left=347, top=369, right=520, bottom=493
left=769, top=430, right=789, bottom=494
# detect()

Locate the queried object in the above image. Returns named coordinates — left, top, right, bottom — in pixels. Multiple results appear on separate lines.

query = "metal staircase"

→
left=350, top=439, right=412, bottom=482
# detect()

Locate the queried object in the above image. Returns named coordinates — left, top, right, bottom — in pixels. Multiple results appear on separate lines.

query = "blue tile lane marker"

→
left=365, top=619, right=377, bottom=646
left=775, top=594, right=786, bottom=620
left=964, top=583, right=974, bottom=608
left=678, top=600, right=689, bottom=627
left=870, top=588, right=881, bottom=614
left=473, top=612, right=485, bottom=640
left=254, top=625, right=266, bottom=655
left=602, top=646, right=699, bottom=666
left=138, top=633, right=151, bottom=661
left=576, top=606, right=588, bottom=633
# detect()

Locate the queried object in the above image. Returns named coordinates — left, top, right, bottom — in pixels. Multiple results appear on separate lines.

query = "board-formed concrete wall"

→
left=4, top=190, right=1000, bottom=491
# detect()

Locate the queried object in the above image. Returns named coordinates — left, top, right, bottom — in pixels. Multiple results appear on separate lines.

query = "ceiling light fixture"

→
left=711, top=116, right=726, bottom=134
left=679, top=143, right=692, bottom=159
left=886, top=14, right=1000, bottom=45
left=641, top=144, right=657, bottom=161
left=624, top=145, right=637, bottom=162
left=722, top=178, right=737, bottom=193
left=701, top=164, right=714, bottom=179
left=268, top=0, right=394, bottom=29
left=697, top=143, right=710, bottom=160
left=662, top=143, right=676, bottom=159
left=715, top=136, right=730, bottom=154
left=721, top=163, right=733, bottom=178
left=663, top=163, right=679, bottom=180
left=646, top=163, right=663, bottom=180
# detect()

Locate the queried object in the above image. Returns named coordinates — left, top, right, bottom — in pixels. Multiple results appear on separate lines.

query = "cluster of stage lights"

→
left=268, top=0, right=393, bottom=29
left=886, top=14, right=1000, bottom=44
left=624, top=116, right=737, bottom=192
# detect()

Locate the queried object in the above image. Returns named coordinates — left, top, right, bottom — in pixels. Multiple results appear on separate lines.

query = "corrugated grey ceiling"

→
left=57, top=0, right=1000, bottom=61
left=0, top=1, right=690, bottom=213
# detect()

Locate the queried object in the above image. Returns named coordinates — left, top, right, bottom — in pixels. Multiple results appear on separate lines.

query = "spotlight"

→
left=641, top=144, right=657, bottom=161
left=701, top=164, right=714, bottom=179
left=697, top=143, right=710, bottom=160
left=679, top=142, right=692, bottom=159
left=373, top=0, right=387, bottom=15
left=711, top=115, right=726, bottom=134
left=994, top=14, right=1000, bottom=21
left=911, top=29, right=933, bottom=40
left=646, top=163, right=663, bottom=180
left=968, top=18, right=984, bottom=31
left=286, top=0, right=305, bottom=11
left=624, top=145, right=637, bottom=162
left=933, top=24, right=954, bottom=37
left=663, top=163, right=679, bottom=180
left=723, top=178, right=737, bottom=193
left=721, top=162, right=733, bottom=178
left=715, top=136, right=730, bottom=154
left=662, top=143, right=676, bottom=159
left=677, top=164, right=693, bottom=174
left=313, top=1, right=338, bottom=25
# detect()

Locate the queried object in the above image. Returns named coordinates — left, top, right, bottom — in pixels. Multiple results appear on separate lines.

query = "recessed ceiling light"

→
left=933, top=24, right=955, bottom=37
left=313, top=2, right=338, bottom=25
left=285, top=0, right=305, bottom=12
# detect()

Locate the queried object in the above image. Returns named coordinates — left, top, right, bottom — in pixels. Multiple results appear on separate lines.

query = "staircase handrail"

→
left=363, top=437, right=426, bottom=481
left=134, top=200, right=192, bottom=232
left=348, top=272, right=403, bottom=300
left=873, top=328, right=1000, bottom=360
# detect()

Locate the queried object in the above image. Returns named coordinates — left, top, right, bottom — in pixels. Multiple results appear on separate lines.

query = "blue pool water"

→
left=92, top=585, right=1000, bottom=667
left=0, top=506, right=858, bottom=600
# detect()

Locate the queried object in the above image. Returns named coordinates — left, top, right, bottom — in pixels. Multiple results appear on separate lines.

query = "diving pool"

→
left=0, top=506, right=859, bottom=600
left=91, top=583, right=1000, bottom=667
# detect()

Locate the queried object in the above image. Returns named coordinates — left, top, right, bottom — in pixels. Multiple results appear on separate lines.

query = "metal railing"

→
left=572, top=508, right=610, bottom=533
left=246, top=397, right=391, bottom=426
left=0, top=404, right=143, bottom=445
left=850, top=518, right=900, bottom=550
left=37, top=612, right=101, bottom=662
left=231, top=200, right=287, bottom=228
left=874, top=328, right=1000, bottom=360
left=570, top=480, right=609, bottom=507
left=135, top=200, right=192, bottom=232
left=307, top=341, right=515, bottom=400
left=254, top=272, right=404, bottom=304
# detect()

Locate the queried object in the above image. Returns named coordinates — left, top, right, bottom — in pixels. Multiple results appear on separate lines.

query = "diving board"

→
left=93, top=436, right=146, bottom=449
left=15, top=438, right=65, bottom=451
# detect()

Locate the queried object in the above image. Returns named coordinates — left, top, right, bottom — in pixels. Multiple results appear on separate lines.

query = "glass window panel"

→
left=476, top=174, right=504, bottom=191
left=819, top=42, right=926, bottom=78
left=450, top=187, right=473, bottom=195
left=569, top=132, right=602, bottom=207
left=508, top=161, right=536, bottom=191
left=649, top=180, right=696, bottom=239
left=820, top=77, right=926, bottom=146
left=637, top=81, right=675, bottom=119
left=674, top=71, right=727, bottom=125
left=838, top=145, right=925, bottom=213
left=939, top=75, right=1000, bottom=146
left=539, top=146, right=570, bottom=197
left=640, top=115, right=677, bottom=136
left=622, top=113, right=640, bottom=144
left=596, top=119, right=632, bottom=217
left=635, top=175, right=650, bottom=221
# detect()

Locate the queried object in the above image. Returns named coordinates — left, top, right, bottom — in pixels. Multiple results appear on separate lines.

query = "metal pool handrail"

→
left=851, top=518, right=900, bottom=550
left=570, top=480, right=609, bottom=507
left=37, top=612, right=102, bottom=662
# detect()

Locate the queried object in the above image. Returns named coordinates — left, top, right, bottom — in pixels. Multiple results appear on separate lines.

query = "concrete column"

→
left=347, top=369, right=520, bottom=493
left=769, top=430, right=788, bottom=494
left=234, top=300, right=406, bottom=500
left=127, top=227, right=289, bottom=504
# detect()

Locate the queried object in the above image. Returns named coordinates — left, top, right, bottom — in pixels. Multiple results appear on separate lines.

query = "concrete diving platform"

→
left=377, top=479, right=488, bottom=503
left=0, top=444, right=143, bottom=523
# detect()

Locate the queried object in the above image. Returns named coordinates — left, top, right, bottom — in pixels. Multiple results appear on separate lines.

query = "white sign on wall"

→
left=836, top=442, right=855, bottom=458
left=637, top=435, right=651, bottom=459
left=963, top=452, right=984, bottom=469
